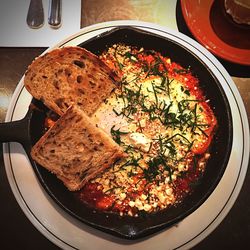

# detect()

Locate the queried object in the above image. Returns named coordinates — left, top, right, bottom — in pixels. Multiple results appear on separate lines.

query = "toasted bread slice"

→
left=24, top=46, right=120, bottom=116
left=31, top=105, right=126, bottom=191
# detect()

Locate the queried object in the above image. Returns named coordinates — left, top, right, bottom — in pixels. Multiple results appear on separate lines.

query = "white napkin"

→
left=0, top=0, right=81, bottom=47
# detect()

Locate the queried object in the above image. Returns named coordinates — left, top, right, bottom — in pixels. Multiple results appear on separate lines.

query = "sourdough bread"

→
left=31, top=105, right=126, bottom=191
left=24, top=46, right=120, bottom=116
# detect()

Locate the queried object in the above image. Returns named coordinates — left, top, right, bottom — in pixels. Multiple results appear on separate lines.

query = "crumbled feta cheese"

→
left=143, top=204, right=152, bottom=212
left=129, top=201, right=135, bottom=207
left=166, top=188, right=173, bottom=196
left=158, top=192, right=166, bottom=203
left=120, top=193, right=126, bottom=200
left=135, top=199, right=144, bottom=210
left=129, top=132, right=151, bottom=152
left=141, top=194, right=147, bottom=200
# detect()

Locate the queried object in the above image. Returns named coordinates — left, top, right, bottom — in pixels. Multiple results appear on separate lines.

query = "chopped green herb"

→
left=110, top=125, right=128, bottom=144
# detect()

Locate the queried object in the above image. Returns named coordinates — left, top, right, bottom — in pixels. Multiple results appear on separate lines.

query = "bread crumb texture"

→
left=24, top=46, right=120, bottom=116
left=31, top=105, right=125, bottom=191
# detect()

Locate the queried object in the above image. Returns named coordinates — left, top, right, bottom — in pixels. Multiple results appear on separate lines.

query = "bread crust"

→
left=31, top=105, right=126, bottom=191
left=24, top=46, right=120, bottom=116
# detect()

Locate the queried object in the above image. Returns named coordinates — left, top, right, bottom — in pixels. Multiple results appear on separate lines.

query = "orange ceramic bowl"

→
left=181, top=0, right=250, bottom=65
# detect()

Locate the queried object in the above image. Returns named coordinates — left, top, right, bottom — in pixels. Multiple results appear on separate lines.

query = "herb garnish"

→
left=143, top=156, right=173, bottom=182
left=110, top=45, right=212, bottom=189
left=110, top=126, right=128, bottom=145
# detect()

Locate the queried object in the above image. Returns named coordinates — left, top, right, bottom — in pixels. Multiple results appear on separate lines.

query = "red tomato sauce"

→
left=78, top=183, right=115, bottom=210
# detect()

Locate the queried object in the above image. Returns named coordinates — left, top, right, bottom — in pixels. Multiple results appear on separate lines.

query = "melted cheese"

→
left=129, top=132, right=151, bottom=152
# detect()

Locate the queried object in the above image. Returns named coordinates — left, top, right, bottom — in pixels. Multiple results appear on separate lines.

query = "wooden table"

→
left=0, top=1, right=249, bottom=249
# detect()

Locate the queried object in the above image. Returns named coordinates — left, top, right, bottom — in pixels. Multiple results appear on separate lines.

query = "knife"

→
left=48, top=0, right=62, bottom=29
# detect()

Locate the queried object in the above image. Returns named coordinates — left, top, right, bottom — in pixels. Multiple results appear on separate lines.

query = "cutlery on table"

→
left=26, top=0, right=44, bottom=29
left=48, top=0, right=62, bottom=29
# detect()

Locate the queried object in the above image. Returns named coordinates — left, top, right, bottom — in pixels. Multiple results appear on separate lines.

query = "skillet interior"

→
left=28, top=27, right=233, bottom=239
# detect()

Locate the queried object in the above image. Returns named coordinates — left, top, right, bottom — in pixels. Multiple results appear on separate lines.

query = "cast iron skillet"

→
left=0, top=27, right=233, bottom=240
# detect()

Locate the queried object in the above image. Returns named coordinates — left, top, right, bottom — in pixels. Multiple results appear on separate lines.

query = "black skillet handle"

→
left=0, top=110, right=32, bottom=146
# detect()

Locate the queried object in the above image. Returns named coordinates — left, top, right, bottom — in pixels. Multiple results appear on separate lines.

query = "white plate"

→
left=3, top=21, right=249, bottom=250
